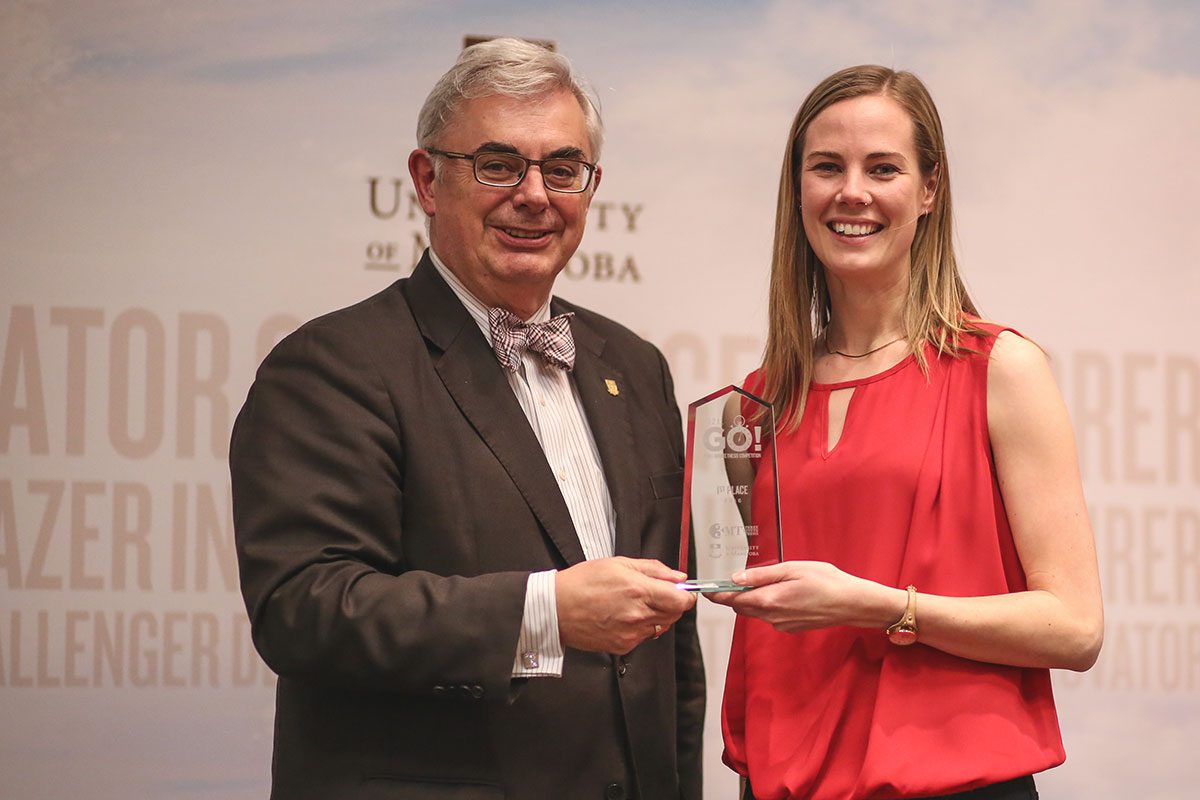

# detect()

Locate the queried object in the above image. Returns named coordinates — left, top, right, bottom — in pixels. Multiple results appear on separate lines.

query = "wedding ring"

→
left=653, top=624, right=664, bottom=639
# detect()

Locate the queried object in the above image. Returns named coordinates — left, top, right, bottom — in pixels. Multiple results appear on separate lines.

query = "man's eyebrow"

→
left=474, top=142, right=589, bottom=160
left=548, top=146, right=587, bottom=160
left=475, top=141, right=521, bottom=154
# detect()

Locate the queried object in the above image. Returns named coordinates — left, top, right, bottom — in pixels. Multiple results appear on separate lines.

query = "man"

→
left=231, top=38, right=704, bottom=800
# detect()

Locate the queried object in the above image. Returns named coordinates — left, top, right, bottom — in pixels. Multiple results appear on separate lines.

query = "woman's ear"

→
left=920, top=163, right=939, bottom=215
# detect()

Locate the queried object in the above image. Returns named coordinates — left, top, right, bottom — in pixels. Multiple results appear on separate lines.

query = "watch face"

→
left=888, top=627, right=918, bottom=646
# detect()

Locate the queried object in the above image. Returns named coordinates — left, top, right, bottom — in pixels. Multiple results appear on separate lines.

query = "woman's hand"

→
left=708, top=560, right=903, bottom=633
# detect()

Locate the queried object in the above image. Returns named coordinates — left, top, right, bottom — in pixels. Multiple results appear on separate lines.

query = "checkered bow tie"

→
left=488, top=307, right=576, bottom=372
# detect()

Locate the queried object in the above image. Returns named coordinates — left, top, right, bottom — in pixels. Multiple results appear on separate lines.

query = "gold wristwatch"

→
left=886, top=585, right=918, bottom=645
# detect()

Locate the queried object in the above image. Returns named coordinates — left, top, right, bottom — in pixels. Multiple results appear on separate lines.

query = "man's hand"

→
left=556, top=557, right=697, bottom=654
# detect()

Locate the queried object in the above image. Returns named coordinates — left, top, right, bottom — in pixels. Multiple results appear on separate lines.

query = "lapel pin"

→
left=605, top=378, right=619, bottom=396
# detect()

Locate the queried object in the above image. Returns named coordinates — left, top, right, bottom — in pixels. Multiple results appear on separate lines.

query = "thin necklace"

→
left=824, top=334, right=906, bottom=359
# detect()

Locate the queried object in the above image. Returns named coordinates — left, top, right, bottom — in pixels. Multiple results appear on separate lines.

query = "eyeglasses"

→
left=426, top=148, right=596, bottom=193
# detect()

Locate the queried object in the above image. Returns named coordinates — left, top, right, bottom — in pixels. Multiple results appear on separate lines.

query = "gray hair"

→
left=416, top=37, right=604, bottom=160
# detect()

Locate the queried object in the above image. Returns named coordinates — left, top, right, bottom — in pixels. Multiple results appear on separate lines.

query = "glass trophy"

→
left=678, top=385, right=783, bottom=592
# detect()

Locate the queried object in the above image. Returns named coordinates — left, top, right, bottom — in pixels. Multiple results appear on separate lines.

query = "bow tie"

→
left=488, top=307, right=576, bottom=372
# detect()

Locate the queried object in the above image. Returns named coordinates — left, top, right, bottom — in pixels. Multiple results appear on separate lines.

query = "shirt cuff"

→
left=512, top=570, right=564, bottom=678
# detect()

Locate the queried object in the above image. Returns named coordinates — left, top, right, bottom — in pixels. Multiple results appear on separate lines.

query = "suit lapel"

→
left=566, top=310, right=643, bottom=559
left=405, top=256, right=586, bottom=566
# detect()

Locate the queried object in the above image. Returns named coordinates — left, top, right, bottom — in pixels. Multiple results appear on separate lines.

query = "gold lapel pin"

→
left=605, top=378, right=619, bottom=396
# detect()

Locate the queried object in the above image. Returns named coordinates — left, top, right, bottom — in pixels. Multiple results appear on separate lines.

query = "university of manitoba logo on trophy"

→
left=363, top=174, right=648, bottom=281
left=678, top=386, right=783, bottom=592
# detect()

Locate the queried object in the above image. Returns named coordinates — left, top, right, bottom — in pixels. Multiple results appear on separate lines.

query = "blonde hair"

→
left=762, top=64, right=981, bottom=430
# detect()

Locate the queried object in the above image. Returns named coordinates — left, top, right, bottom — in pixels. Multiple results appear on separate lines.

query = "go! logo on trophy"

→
left=703, top=415, right=762, bottom=458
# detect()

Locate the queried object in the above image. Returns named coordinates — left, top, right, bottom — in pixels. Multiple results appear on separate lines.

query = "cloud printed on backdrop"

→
left=2, top=1, right=1198, bottom=798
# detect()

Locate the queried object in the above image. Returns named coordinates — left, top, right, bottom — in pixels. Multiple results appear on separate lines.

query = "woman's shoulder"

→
left=740, top=368, right=766, bottom=394
left=987, top=328, right=1052, bottom=388
left=966, top=321, right=1058, bottom=429
left=943, top=318, right=1040, bottom=368
left=735, top=369, right=773, bottom=421
left=959, top=316, right=1021, bottom=349
left=956, top=317, right=1044, bottom=362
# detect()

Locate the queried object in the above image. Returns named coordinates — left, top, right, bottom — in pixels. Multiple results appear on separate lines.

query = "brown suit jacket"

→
left=231, top=253, right=704, bottom=799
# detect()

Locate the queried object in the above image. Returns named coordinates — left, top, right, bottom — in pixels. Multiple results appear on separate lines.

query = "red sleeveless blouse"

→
left=721, top=326, right=1064, bottom=800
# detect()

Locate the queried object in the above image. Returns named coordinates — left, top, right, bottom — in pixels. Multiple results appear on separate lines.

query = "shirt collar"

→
left=428, top=248, right=552, bottom=340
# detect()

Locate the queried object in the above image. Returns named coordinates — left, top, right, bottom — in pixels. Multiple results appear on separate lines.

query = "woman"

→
left=711, top=65, right=1103, bottom=800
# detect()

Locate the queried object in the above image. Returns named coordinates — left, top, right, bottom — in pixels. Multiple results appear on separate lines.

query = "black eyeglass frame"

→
left=425, top=148, right=597, bottom=193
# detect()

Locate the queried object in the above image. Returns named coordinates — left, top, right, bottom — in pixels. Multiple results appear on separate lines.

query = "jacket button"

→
left=616, top=656, right=629, bottom=677
left=433, top=685, right=446, bottom=696
left=604, top=783, right=626, bottom=800
left=469, top=684, right=484, bottom=699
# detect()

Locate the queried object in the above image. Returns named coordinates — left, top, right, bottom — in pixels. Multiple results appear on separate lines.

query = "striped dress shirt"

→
left=429, top=250, right=616, bottom=678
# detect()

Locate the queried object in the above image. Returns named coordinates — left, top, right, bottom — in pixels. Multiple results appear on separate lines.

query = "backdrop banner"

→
left=3, top=2, right=1197, bottom=798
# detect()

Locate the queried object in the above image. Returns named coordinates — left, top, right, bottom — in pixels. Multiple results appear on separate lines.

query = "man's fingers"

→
left=641, top=578, right=697, bottom=616
left=556, top=557, right=696, bottom=653
left=625, top=558, right=687, bottom=583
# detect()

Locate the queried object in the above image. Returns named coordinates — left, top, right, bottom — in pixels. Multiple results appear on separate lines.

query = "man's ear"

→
left=590, top=164, right=602, bottom=194
left=408, top=149, right=437, bottom=216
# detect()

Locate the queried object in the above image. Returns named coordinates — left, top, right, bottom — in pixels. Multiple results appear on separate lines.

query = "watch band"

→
left=886, top=585, right=918, bottom=645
